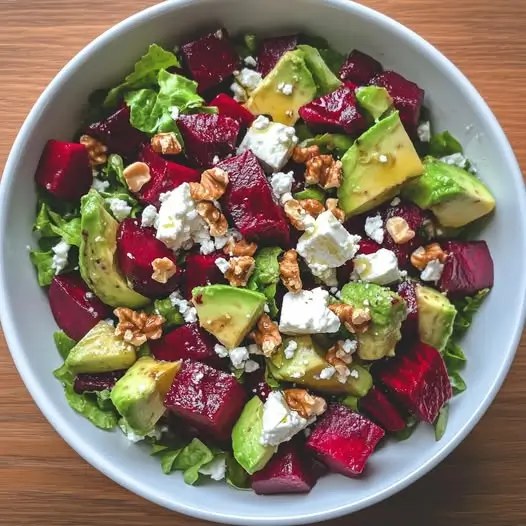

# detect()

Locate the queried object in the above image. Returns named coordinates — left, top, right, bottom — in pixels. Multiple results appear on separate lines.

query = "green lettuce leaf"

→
left=299, top=133, right=354, bottom=157
left=29, top=249, right=55, bottom=286
left=225, top=454, right=251, bottom=490
left=247, top=247, right=283, bottom=317
left=34, top=202, right=82, bottom=247
left=318, top=48, right=346, bottom=75
left=264, top=365, right=282, bottom=390
left=443, top=340, right=467, bottom=373
left=393, top=415, right=419, bottom=441
left=233, top=33, right=258, bottom=58
left=293, top=186, right=326, bottom=203
left=429, top=131, right=463, bottom=158
left=153, top=298, right=184, bottom=330
left=340, top=394, right=359, bottom=411
left=34, top=203, right=56, bottom=237
left=449, top=371, right=467, bottom=395
left=53, top=331, right=77, bottom=360
left=159, top=448, right=183, bottom=474
left=452, top=289, right=490, bottom=337
left=172, top=438, right=214, bottom=485
left=434, top=404, right=449, bottom=441
left=94, top=389, right=116, bottom=411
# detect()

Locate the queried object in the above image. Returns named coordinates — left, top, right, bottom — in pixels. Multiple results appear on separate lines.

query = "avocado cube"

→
left=296, top=44, right=342, bottom=96
left=355, top=86, right=393, bottom=121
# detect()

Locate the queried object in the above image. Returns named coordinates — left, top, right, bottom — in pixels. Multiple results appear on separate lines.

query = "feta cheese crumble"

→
left=214, top=343, right=229, bottom=358
left=283, top=340, right=298, bottom=360
left=364, top=214, right=384, bottom=244
left=270, top=171, right=295, bottom=203
left=214, top=257, right=230, bottom=274
left=440, top=153, right=469, bottom=169
left=230, top=82, right=247, bottom=103
left=107, top=198, right=132, bottom=222
left=319, top=366, right=336, bottom=380
left=234, top=68, right=262, bottom=92
left=91, top=177, right=110, bottom=193
left=277, top=82, right=294, bottom=95
left=141, top=204, right=158, bottom=228
left=51, top=239, right=70, bottom=274
left=420, top=259, right=444, bottom=282
left=353, top=248, right=401, bottom=285
left=229, top=346, right=249, bottom=369
left=417, top=121, right=431, bottom=143
left=390, top=197, right=401, bottom=207
left=199, top=455, right=226, bottom=481
left=244, top=55, right=257, bottom=68
left=169, top=290, right=198, bottom=323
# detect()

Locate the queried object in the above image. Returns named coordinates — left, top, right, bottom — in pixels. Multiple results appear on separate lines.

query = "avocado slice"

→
left=415, top=284, right=457, bottom=351
left=192, top=285, right=266, bottom=349
left=110, top=356, right=180, bottom=435
left=355, top=86, right=394, bottom=121
left=65, top=321, right=136, bottom=374
left=267, top=335, right=372, bottom=396
left=401, top=156, right=496, bottom=227
left=338, top=111, right=423, bottom=217
left=340, top=282, right=407, bottom=360
left=245, top=50, right=317, bottom=126
left=79, top=189, right=149, bottom=309
left=296, top=45, right=342, bottom=95
left=232, top=396, right=277, bottom=474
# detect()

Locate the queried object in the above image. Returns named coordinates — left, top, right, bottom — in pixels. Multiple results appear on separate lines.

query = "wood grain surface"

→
left=1, top=0, right=525, bottom=524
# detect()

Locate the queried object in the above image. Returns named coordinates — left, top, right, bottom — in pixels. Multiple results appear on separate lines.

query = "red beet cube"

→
left=177, top=114, right=240, bottom=169
left=209, top=93, right=255, bottom=128
left=257, top=34, right=298, bottom=77
left=218, top=151, right=290, bottom=246
left=251, top=441, right=316, bottom=495
left=370, top=71, right=424, bottom=136
left=339, top=49, right=383, bottom=85
left=136, top=145, right=201, bottom=206
left=439, top=241, right=494, bottom=298
left=397, top=279, right=419, bottom=339
left=49, top=273, right=111, bottom=341
left=86, top=105, right=146, bottom=159
left=164, top=360, right=247, bottom=441
left=298, top=85, right=368, bottom=136
left=180, top=28, right=240, bottom=93
left=306, top=404, right=384, bottom=477
left=73, top=370, right=125, bottom=393
left=359, top=386, right=406, bottom=432
left=116, top=218, right=182, bottom=298
left=35, top=140, right=92, bottom=202
left=183, top=252, right=228, bottom=299
left=376, top=341, right=452, bottom=423
left=243, top=367, right=272, bottom=401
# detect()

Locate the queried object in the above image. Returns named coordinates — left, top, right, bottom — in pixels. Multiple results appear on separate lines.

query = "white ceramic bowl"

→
left=1, top=0, right=525, bottom=524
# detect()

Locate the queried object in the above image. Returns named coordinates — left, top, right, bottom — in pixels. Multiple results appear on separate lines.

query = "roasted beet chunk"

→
left=257, top=34, right=298, bottom=77
left=397, top=279, right=419, bottom=339
left=339, top=49, right=383, bottom=85
left=73, top=370, right=125, bottom=393
left=243, top=367, right=272, bottom=401
left=439, top=241, right=494, bottom=298
left=35, top=140, right=92, bottom=201
left=136, top=144, right=200, bottom=206
left=370, top=71, right=424, bottom=136
left=298, top=85, right=368, bottom=136
left=183, top=252, right=228, bottom=299
left=150, top=323, right=219, bottom=365
left=117, top=218, right=182, bottom=298
left=359, top=386, right=406, bottom=432
left=86, top=105, right=146, bottom=159
left=218, top=151, right=290, bottom=246
left=180, top=28, right=240, bottom=93
left=164, top=360, right=247, bottom=441
left=177, top=114, right=240, bottom=168
left=306, top=404, right=384, bottom=477
left=209, top=93, right=255, bottom=128
left=376, top=341, right=452, bottom=423
left=49, top=273, right=110, bottom=341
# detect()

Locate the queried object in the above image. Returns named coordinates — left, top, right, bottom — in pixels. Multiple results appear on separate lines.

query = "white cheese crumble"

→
left=168, top=290, right=198, bottom=323
left=230, top=82, right=247, bottom=103
left=319, top=366, right=336, bottom=380
left=350, top=369, right=360, bottom=379
left=253, top=115, right=270, bottom=130
left=283, top=340, right=298, bottom=360
left=51, top=239, right=70, bottom=274
left=270, top=171, right=295, bottom=203
left=107, top=198, right=132, bottom=222
left=234, top=68, right=263, bottom=93
left=263, top=303, right=270, bottom=313
left=244, top=360, right=261, bottom=373
left=199, top=455, right=226, bottom=481
left=277, top=82, right=294, bottom=95
left=214, top=257, right=230, bottom=274
left=230, top=346, right=249, bottom=369
left=244, top=55, right=257, bottom=68
left=91, top=178, right=110, bottom=193
left=353, top=248, right=401, bottom=285
left=169, top=106, right=180, bottom=120
left=341, top=339, right=358, bottom=355
left=417, top=121, right=431, bottom=142
left=141, top=204, right=159, bottom=228
left=214, top=343, right=229, bottom=358
left=390, top=197, right=401, bottom=206
left=364, top=214, right=384, bottom=244
left=420, top=259, right=444, bottom=282
left=311, top=265, right=338, bottom=287
left=440, top=153, right=469, bottom=169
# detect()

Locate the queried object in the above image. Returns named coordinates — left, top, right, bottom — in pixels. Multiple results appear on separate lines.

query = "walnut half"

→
left=114, top=307, right=165, bottom=347
left=279, top=249, right=302, bottom=293
left=250, top=313, right=282, bottom=358
left=329, top=303, right=371, bottom=334
left=305, top=155, right=342, bottom=189
left=151, top=257, right=177, bottom=284
left=410, top=243, right=447, bottom=271
left=223, top=238, right=257, bottom=257
left=189, top=167, right=229, bottom=201
left=284, top=389, right=327, bottom=419
left=80, top=134, right=108, bottom=167
left=224, top=256, right=255, bottom=287
left=196, top=201, right=228, bottom=237
left=151, top=132, right=182, bottom=155
left=122, top=162, right=151, bottom=192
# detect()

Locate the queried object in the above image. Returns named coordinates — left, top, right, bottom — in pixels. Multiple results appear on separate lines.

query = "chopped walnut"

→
left=250, top=313, right=282, bottom=358
left=189, top=167, right=229, bottom=201
left=122, top=162, right=151, bottom=192
left=196, top=201, right=228, bottom=237
left=283, top=199, right=315, bottom=231
left=326, top=340, right=353, bottom=365
left=297, top=198, right=325, bottom=218
left=325, top=198, right=345, bottom=223
left=284, top=389, right=327, bottom=419
left=224, top=256, right=255, bottom=287
left=223, top=238, right=257, bottom=257
left=80, top=134, right=108, bottom=167
left=279, top=249, right=302, bottom=293
left=305, top=155, right=342, bottom=189
left=151, top=257, right=177, bottom=284
left=385, top=216, right=416, bottom=244
left=150, top=132, right=182, bottom=155
left=291, top=145, right=320, bottom=163
left=329, top=303, right=371, bottom=333
left=410, top=243, right=447, bottom=271
left=114, top=307, right=165, bottom=347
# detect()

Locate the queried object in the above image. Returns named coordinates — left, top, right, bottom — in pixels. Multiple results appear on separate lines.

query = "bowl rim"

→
left=1, top=0, right=525, bottom=524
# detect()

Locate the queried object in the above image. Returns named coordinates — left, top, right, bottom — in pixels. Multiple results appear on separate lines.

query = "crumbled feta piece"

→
left=279, top=287, right=341, bottom=335
left=253, top=115, right=270, bottom=130
left=107, top=198, right=132, bottom=222
left=214, top=257, right=230, bottom=274
left=364, top=214, right=384, bottom=244
left=234, top=68, right=262, bottom=93
left=263, top=303, right=270, bottom=313
left=283, top=340, right=298, bottom=360
left=390, top=197, right=401, bottom=206
left=378, top=154, right=389, bottom=164
left=199, top=455, right=226, bottom=481
left=277, top=82, right=294, bottom=95
left=248, top=343, right=263, bottom=355
left=311, top=265, right=338, bottom=287
left=85, top=292, right=94, bottom=299
left=440, top=153, right=469, bottom=169
left=244, top=360, right=260, bottom=373
left=141, top=204, right=158, bottom=228
left=169, top=106, right=180, bottom=120
left=193, top=371, right=204, bottom=382
left=212, top=155, right=220, bottom=165
left=230, top=346, right=250, bottom=369
left=353, top=248, right=401, bottom=285
left=169, top=290, right=198, bottom=323
left=91, top=177, right=110, bottom=193
left=230, top=82, right=247, bottom=103
left=340, top=339, right=358, bottom=356
left=270, top=171, right=295, bottom=203
left=420, top=259, right=444, bottom=282
left=199, top=238, right=216, bottom=255
left=417, top=121, right=431, bottom=142
left=51, top=239, right=70, bottom=274
left=244, top=55, right=257, bottom=68
left=214, top=344, right=229, bottom=358
left=119, top=422, right=145, bottom=443
left=319, top=366, right=336, bottom=380
left=350, top=369, right=360, bottom=379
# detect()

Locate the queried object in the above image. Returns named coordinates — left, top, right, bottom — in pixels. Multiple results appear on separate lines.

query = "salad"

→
left=29, top=29, right=495, bottom=494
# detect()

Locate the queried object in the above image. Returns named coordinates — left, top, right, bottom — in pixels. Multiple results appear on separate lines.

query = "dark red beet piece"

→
left=49, top=273, right=111, bottom=341
left=257, top=34, right=298, bottom=77
left=243, top=368, right=272, bottom=401
left=117, top=218, right=182, bottom=298
left=251, top=441, right=316, bottom=495
left=177, top=114, right=240, bottom=168
left=218, top=151, right=290, bottom=246
left=439, top=241, right=494, bottom=298
left=298, top=85, right=368, bottom=136
left=370, top=71, right=424, bottom=136
left=183, top=252, right=228, bottom=299
left=35, top=140, right=92, bottom=202
left=136, top=144, right=200, bottom=206
left=73, top=370, right=125, bottom=393
left=180, top=28, right=240, bottom=93
left=306, top=403, right=384, bottom=477
left=359, top=386, right=406, bottom=432
left=209, top=93, right=255, bottom=128
left=339, top=49, right=383, bottom=85
left=397, top=279, right=419, bottom=339
left=376, top=341, right=452, bottom=423
left=164, top=360, right=247, bottom=441
left=86, top=106, right=146, bottom=159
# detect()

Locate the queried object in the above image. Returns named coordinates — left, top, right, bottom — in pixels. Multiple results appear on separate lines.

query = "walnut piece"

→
left=122, top=162, right=151, bottom=192
left=224, top=256, right=255, bottom=287
left=114, top=307, right=165, bottom=347
left=151, top=132, right=182, bottom=155
left=329, top=303, right=371, bottom=333
left=151, top=257, right=177, bottom=284
left=326, top=340, right=353, bottom=365
left=283, top=199, right=315, bottom=231
left=410, top=243, right=447, bottom=271
left=196, top=201, right=228, bottom=237
left=190, top=167, right=229, bottom=201
left=385, top=216, right=416, bottom=244
left=325, top=198, right=345, bottom=223
left=279, top=249, right=302, bottom=293
left=80, top=134, right=108, bottom=167
left=305, top=155, right=342, bottom=189
left=291, top=145, right=320, bottom=163
left=297, top=198, right=325, bottom=218
left=250, top=313, right=282, bottom=358
left=223, top=238, right=257, bottom=257
left=284, top=389, right=327, bottom=419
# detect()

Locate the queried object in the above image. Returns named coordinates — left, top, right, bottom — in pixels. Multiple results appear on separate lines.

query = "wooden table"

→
left=1, top=0, right=525, bottom=524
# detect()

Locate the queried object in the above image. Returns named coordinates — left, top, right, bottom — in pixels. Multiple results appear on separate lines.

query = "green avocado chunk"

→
left=232, top=396, right=277, bottom=475
left=401, top=156, right=496, bottom=228
left=355, top=86, right=394, bottom=121
left=340, top=282, right=407, bottom=360
left=65, top=321, right=137, bottom=374
left=79, top=189, right=149, bottom=309
left=296, top=45, right=342, bottom=95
